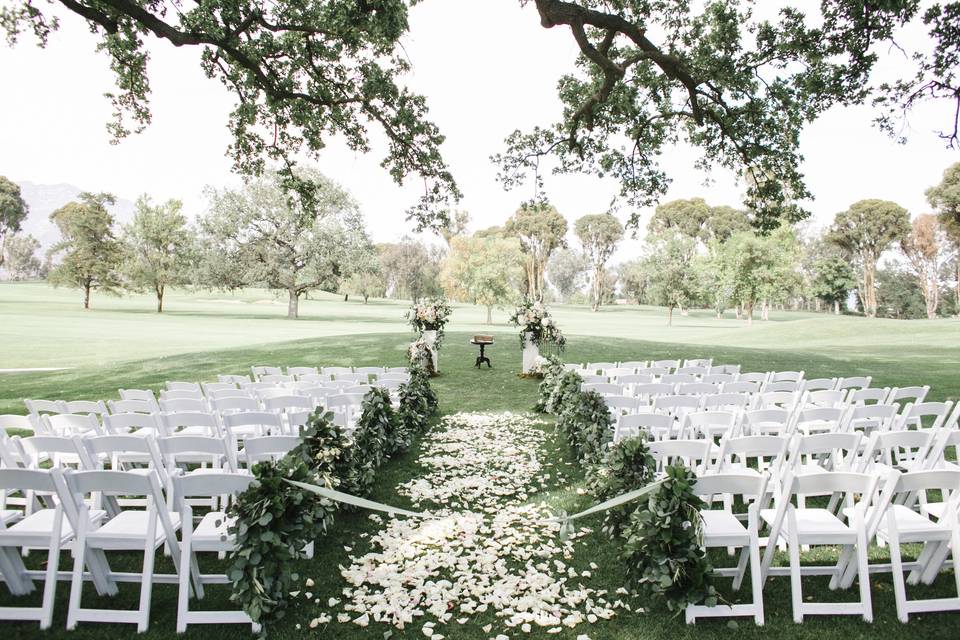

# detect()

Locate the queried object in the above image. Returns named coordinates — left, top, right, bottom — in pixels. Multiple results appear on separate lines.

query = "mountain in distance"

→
left=15, top=181, right=136, bottom=253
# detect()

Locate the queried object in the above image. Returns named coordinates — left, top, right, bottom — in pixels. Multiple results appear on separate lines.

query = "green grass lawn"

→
left=1, top=283, right=960, bottom=638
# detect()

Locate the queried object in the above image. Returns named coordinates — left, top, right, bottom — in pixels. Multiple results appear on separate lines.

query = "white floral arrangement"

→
left=406, top=297, right=453, bottom=349
left=407, top=338, right=435, bottom=374
left=508, top=299, right=566, bottom=350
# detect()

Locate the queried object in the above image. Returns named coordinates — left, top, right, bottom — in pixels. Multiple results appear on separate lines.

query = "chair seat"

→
left=718, top=463, right=763, bottom=477
left=923, top=501, right=947, bottom=520
left=700, top=510, right=749, bottom=546
left=88, top=511, right=181, bottom=549
left=191, top=512, right=237, bottom=551
left=761, top=507, right=855, bottom=542
left=871, top=504, right=952, bottom=543
left=1, top=508, right=106, bottom=544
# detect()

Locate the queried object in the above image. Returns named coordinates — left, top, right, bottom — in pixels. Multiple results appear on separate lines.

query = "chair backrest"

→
left=327, top=393, right=365, bottom=409
left=159, top=389, right=204, bottom=401
left=847, top=404, right=899, bottom=432
left=298, top=373, right=334, bottom=384
left=692, top=472, right=768, bottom=502
left=650, top=359, right=679, bottom=370
left=762, top=380, right=801, bottom=393
left=701, top=373, right=735, bottom=385
left=683, top=358, right=713, bottom=368
left=375, top=379, right=403, bottom=392
left=260, top=374, right=295, bottom=384
left=286, top=410, right=314, bottom=433
left=160, top=397, right=209, bottom=414
left=578, top=373, right=607, bottom=384
left=582, top=383, right=624, bottom=397
left=647, top=440, right=712, bottom=473
left=202, top=382, right=237, bottom=394
left=618, top=360, right=648, bottom=370
left=715, top=435, right=789, bottom=472
left=102, top=412, right=164, bottom=436
left=858, top=429, right=935, bottom=473
left=802, top=389, right=846, bottom=408
left=755, top=391, right=798, bottom=410
left=209, top=388, right=254, bottom=400
left=242, top=435, right=302, bottom=465
left=322, top=366, right=354, bottom=377
left=157, top=435, right=236, bottom=472
left=793, top=406, right=846, bottom=432
left=240, top=381, right=277, bottom=391
left=251, top=366, right=283, bottom=380
left=801, top=378, right=838, bottom=392
left=683, top=411, right=737, bottom=439
left=24, top=399, right=65, bottom=418
left=262, top=395, right=315, bottom=413
left=0, top=414, right=34, bottom=434
left=586, top=362, right=618, bottom=372
left=661, top=373, right=698, bottom=385
left=82, top=435, right=163, bottom=472
left=709, top=364, right=741, bottom=375
left=676, top=366, right=709, bottom=376
left=653, top=395, right=702, bottom=415
left=173, top=472, right=256, bottom=504
left=790, top=470, right=877, bottom=500
left=789, top=432, right=862, bottom=472
left=605, top=367, right=638, bottom=379
left=221, top=411, right=283, bottom=437
left=837, top=376, right=872, bottom=391
left=737, top=372, right=769, bottom=384
left=384, top=367, right=409, bottom=374
left=888, top=385, right=930, bottom=405
left=161, top=411, right=220, bottom=437
left=43, top=413, right=101, bottom=437
left=675, top=382, right=720, bottom=397
left=211, top=396, right=261, bottom=414
left=166, top=381, right=202, bottom=393
left=379, top=372, right=411, bottom=382
left=603, top=395, right=641, bottom=414
left=341, top=385, right=373, bottom=396
left=615, top=413, right=674, bottom=441
left=62, top=400, right=109, bottom=416
left=108, top=398, right=156, bottom=415
left=119, top=388, right=159, bottom=406
left=632, top=383, right=675, bottom=402
left=770, top=370, right=804, bottom=383
left=616, top=373, right=655, bottom=386
left=897, top=401, right=953, bottom=431
left=721, top=381, right=760, bottom=395
left=354, top=366, right=386, bottom=376
left=335, top=373, right=369, bottom=385
left=701, top=393, right=750, bottom=411
left=288, top=366, right=319, bottom=378
left=20, top=435, right=95, bottom=469
left=217, top=374, right=251, bottom=385
left=847, top=387, right=889, bottom=405
left=742, top=408, right=790, bottom=435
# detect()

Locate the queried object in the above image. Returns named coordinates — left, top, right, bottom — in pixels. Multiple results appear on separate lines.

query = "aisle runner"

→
left=328, top=412, right=630, bottom=635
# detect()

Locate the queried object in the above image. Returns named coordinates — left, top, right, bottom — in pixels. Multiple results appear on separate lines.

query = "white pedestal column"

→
left=522, top=331, right=540, bottom=374
left=422, top=329, right=439, bottom=373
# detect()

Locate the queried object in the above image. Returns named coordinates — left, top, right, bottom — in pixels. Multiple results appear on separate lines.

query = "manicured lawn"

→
left=2, top=283, right=960, bottom=638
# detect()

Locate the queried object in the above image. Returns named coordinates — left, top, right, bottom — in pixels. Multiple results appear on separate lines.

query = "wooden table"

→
left=470, top=339, right=493, bottom=368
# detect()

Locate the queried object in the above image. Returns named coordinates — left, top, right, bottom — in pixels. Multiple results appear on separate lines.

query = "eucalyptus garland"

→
left=586, top=435, right=657, bottom=539
left=533, top=355, right=566, bottom=412
left=556, top=389, right=613, bottom=466
left=396, top=364, right=439, bottom=448
left=622, top=463, right=718, bottom=613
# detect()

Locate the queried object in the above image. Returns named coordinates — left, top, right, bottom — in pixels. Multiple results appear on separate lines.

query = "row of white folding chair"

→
left=249, top=365, right=407, bottom=382
left=0, top=466, right=263, bottom=632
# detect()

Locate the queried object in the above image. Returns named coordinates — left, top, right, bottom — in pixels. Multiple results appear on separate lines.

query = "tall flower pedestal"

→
left=422, top=329, right=439, bottom=374
left=521, top=331, right=539, bottom=374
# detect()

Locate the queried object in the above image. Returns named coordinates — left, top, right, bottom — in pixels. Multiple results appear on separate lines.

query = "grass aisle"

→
left=319, top=411, right=631, bottom=637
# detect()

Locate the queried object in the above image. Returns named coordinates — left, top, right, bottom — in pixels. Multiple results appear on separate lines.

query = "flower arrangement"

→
left=406, top=297, right=453, bottom=348
left=407, top=338, right=435, bottom=375
left=508, top=299, right=566, bottom=350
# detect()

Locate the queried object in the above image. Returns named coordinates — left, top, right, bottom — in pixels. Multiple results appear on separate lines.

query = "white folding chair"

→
left=586, top=361, right=617, bottom=373
left=676, top=365, right=709, bottom=377
left=0, top=468, right=100, bottom=629
left=210, top=396, right=260, bottom=415
left=887, top=385, right=931, bottom=407
left=661, top=373, right=698, bottom=385
left=685, top=473, right=768, bottom=625
left=260, top=374, right=295, bottom=384
left=614, top=413, right=674, bottom=442
left=760, top=471, right=881, bottom=622
left=722, top=381, right=761, bottom=395
left=287, top=366, right=319, bottom=379
left=354, top=366, right=386, bottom=378
left=160, top=389, right=204, bottom=402
left=61, top=400, right=109, bottom=418
left=771, top=371, right=804, bottom=383
left=846, top=404, right=898, bottom=436
left=702, top=373, right=736, bottom=385
left=618, top=360, right=647, bottom=370
left=675, top=382, right=720, bottom=397
left=788, top=432, right=863, bottom=477
left=220, top=411, right=283, bottom=442
left=683, top=411, right=739, bottom=441
left=713, top=435, right=790, bottom=480
left=761, top=380, right=801, bottom=393
left=160, top=397, right=209, bottom=414
left=24, top=399, right=66, bottom=422
left=108, top=399, right=157, bottom=415
left=240, top=436, right=301, bottom=466
left=652, top=395, right=701, bottom=427
left=837, top=376, right=872, bottom=393
left=710, top=364, right=741, bottom=375
left=322, top=366, right=354, bottom=378
left=250, top=366, right=282, bottom=381
left=895, top=401, right=953, bottom=433
left=118, top=389, right=160, bottom=412
left=582, top=382, right=624, bottom=397
left=217, top=374, right=251, bottom=385
left=800, top=390, right=847, bottom=409
left=19, top=435, right=95, bottom=471
left=42, top=413, right=102, bottom=437
left=702, top=393, right=750, bottom=413
left=683, top=358, right=714, bottom=368
left=651, top=359, right=679, bottom=371
left=174, top=473, right=260, bottom=633
left=801, top=378, right=838, bottom=393
left=737, top=372, right=770, bottom=385
left=203, top=382, right=237, bottom=395
left=161, top=411, right=221, bottom=438
left=209, top=388, right=255, bottom=401
left=166, top=381, right=202, bottom=394
left=791, top=406, right=847, bottom=436
left=857, top=430, right=936, bottom=475
left=103, top=412, right=166, bottom=437
left=742, top=409, right=791, bottom=437
left=327, top=394, right=365, bottom=430
left=647, top=440, right=712, bottom=473
left=64, top=469, right=184, bottom=632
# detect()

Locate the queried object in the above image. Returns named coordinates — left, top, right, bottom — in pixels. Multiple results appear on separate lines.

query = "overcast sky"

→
left=1, top=1, right=957, bottom=260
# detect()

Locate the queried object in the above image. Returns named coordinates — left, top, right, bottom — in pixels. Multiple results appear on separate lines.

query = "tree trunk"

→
left=363, top=294, right=369, bottom=304
left=156, top=284, right=164, bottom=313
left=746, top=301, right=754, bottom=326
left=863, top=261, right=878, bottom=317
left=834, top=300, right=840, bottom=315
left=667, top=305, right=673, bottom=326
left=592, top=265, right=602, bottom=312
left=83, top=283, right=91, bottom=310
left=344, top=293, right=349, bottom=302
left=761, top=300, right=769, bottom=321
left=288, top=288, right=299, bottom=319
left=486, top=305, right=493, bottom=324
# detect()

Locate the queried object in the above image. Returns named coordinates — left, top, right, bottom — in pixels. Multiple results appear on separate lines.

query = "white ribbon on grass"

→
left=285, top=479, right=437, bottom=520
left=284, top=476, right=668, bottom=538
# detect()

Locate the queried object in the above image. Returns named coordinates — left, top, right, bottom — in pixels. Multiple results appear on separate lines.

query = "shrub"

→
left=556, top=389, right=613, bottom=465
left=546, top=369, right=583, bottom=415
left=397, top=366, right=438, bottom=447
left=534, top=355, right=566, bottom=412
left=586, top=435, right=656, bottom=539
left=621, top=463, right=717, bottom=613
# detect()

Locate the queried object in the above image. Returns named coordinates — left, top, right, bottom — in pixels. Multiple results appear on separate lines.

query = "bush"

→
left=397, top=365, right=438, bottom=447
left=546, top=369, right=583, bottom=415
left=534, top=355, right=566, bottom=412
left=227, top=411, right=343, bottom=627
left=586, top=435, right=656, bottom=539
left=556, top=389, right=613, bottom=465
left=622, top=463, right=717, bottom=613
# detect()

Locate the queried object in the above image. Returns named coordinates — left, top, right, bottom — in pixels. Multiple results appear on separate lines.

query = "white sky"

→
left=0, top=0, right=957, bottom=261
